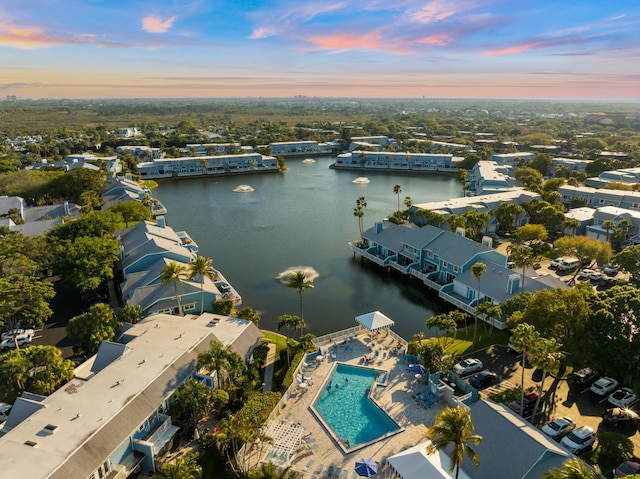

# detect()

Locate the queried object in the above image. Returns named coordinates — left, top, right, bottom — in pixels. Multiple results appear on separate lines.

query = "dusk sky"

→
left=1, top=0, right=639, bottom=100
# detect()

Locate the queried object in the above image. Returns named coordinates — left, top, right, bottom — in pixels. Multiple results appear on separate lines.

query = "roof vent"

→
left=24, top=441, right=38, bottom=447
left=44, top=424, right=58, bottom=433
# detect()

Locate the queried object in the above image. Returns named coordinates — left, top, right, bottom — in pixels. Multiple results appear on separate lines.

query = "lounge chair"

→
left=334, top=467, right=343, bottom=478
left=303, top=460, right=314, bottom=472
left=326, top=466, right=335, bottom=478
left=314, top=464, right=324, bottom=475
left=341, top=469, right=349, bottom=479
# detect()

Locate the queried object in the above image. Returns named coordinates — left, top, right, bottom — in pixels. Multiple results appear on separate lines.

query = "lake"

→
left=152, top=156, right=462, bottom=340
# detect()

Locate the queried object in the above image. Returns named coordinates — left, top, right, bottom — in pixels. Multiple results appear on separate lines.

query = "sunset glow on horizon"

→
left=1, top=0, right=639, bottom=101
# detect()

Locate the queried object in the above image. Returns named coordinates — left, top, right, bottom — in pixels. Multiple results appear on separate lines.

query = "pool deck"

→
left=269, top=330, right=445, bottom=477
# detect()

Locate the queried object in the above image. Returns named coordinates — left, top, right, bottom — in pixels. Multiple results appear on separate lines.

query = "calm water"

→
left=152, top=156, right=461, bottom=339
left=314, top=363, right=398, bottom=446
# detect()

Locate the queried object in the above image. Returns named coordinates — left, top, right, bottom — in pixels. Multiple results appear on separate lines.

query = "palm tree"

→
left=529, top=337, right=563, bottom=420
left=188, top=256, right=217, bottom=314
left=354, top=196, right=367, bottom=236
left=285, top=270, right=314, bottom=333
left=393, top=184, right=402, bottom=212
left=474, top=301, right=501, bottom=336
left=602, top=219, right=615, bottom=243
left=563, top=218, right=580, bottom=236
left=155, top=454, right=202, bottom=479
left=510, top=323, right=541, bottom=419
left=277, top=314, right=303, bottom=365
left=160, top=260, right=187, bottom=316
left=507, top=243, right=535, bottom=306
left=471, top=262, right=486, bottom=347
left=426, top=407, right=482, bottom=479
left=542, top=458, right=601, bottom=479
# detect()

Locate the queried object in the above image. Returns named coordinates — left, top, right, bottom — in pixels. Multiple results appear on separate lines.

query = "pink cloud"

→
left=308, top=33, right=384, bottom=52
left=0, top=24, right=126, bottom=49
left=409, top=0, right=473, bottom=24
left=415, top=34, right=451, bottom=46
left=142, top=15, right=177, bottom=33
left=484, top=43, right=542, bottom=55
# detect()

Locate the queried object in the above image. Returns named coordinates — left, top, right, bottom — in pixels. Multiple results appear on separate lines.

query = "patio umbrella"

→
left=354, top=458, right=378, bottom=478
left=316, top=355, right=324, bottom=362
left=299, top=382, right=308, bottom=388
left=410, top=364, right=426, bottom=375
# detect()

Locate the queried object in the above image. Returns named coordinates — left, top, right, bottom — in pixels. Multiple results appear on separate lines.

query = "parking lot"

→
left=470, top=344, right=640, bottom=455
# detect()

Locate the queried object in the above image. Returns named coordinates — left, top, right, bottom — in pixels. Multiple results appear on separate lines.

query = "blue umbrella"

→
left=354, top=458, right=378, bottom=478
left=410, top=364, right=426, bottom=375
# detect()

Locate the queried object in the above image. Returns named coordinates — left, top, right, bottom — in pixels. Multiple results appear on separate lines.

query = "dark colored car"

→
left=602, top=407, right=640, bottom=426
left=509, top=392, right=539, bottom=416
left=573, top=367, right=599, bottom=387
left=614, top=457, right=640, bottom=477
left=468, top=371, right=498, bottom=390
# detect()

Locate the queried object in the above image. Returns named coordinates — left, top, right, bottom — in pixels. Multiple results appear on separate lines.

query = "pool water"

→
left=313, top=364, right=400, bottom=447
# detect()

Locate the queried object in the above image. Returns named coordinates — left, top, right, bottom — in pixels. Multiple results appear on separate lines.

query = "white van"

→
left=557, top=258, right=580, bottom=271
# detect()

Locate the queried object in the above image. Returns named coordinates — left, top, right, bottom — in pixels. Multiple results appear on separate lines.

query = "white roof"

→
left=355, top=311, right=395, bottom=331
left=387, top=441, right=472, bottom=479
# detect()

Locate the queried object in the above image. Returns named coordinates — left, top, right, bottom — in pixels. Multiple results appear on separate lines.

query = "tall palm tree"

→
left=507, top=243, right=535, bottom=306
left=542, top=458, right=601, bottom=479
left=529, top=337, right=563, bottom=420
left=277, top=314, right=302, bottom=365
left=285, top=270, right=313, bottom=334
left=354, top=196, right=367, bottom=236
left=188, top=256, right=217, bottom=314
left=393, top=184, right=402, bottom=212
left=471, top=262, right=486, bottom=347
left=160, top=260, right=187, bottom=316
left=426, top=407, right=482, bottom=479
left=510, top=323, right=541, bottom=419
left=602, top=219, right=615, bottom=243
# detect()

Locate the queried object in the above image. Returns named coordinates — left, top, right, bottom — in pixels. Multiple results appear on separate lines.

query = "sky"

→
left=1, top=0, right=639, bottom=100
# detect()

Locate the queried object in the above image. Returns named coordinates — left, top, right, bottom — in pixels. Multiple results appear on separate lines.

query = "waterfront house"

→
left=136, top=153, right=278, bottom=179
left=121, top=256, right=236, bottom=316
left=0, top=312, right=262, bottom=479
left=334, top=151, right=458, bottom=172
left=267, top=140, right=335, bottom=156
left=563, top=207, right=595, bottom=236
left=441, top=263, right=569, bottom=329
left=0, top=196, right=81, bottom=236
left=585, top=167, right=640, bottom=188
left=118, top=219, right=197, bottom=276
left=352, top=220, right=565, bottom=329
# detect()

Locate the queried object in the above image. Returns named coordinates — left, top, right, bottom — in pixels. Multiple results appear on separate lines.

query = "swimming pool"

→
left=312, top=363, right=401, bottom=450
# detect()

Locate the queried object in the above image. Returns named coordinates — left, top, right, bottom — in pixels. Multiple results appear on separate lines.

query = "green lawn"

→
left=262, top=330, right=287, bottom=353
left=441, top=326, right=510, bottom=357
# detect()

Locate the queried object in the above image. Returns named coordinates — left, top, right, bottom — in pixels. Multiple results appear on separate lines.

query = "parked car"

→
left=508, top=392, right=539, bottom=416
left=0, top=330, right=34, bottom=351
left=579, top=269, right=596, bottom=280
left=602, top=407, right=640, bottom=426
left=609, top=387, right=638, bottom=407
left=573, top=367, right=599, bottom=387
left=452, top=358, right=483, bottom=377
left=1, top=328, right=35, bottom=341
left=590, top=376, right=619, bottom=396
left=588, top=271, right=604, bottom=282
left=560, top=426, right=596, bottom=455
left=557, top=258, right=580, bottom=272
left=604, top=264, right=620, bottom=276
left=467, top=371, right=498, bottom=390
left=550, top=257, right=565, bottom=269
left=541, top=416, right=576, bottom=440
left=614, top=457, right=640, bottom=477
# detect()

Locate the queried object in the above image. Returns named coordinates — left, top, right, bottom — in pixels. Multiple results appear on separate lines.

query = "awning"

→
left=355, top=311, right=395, bottom=331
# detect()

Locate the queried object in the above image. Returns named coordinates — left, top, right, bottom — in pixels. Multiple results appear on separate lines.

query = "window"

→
left=453, top=266, right=459, bottom=273
left=427, top=251, right=434, bottom=258
left=183, top=303, right=196, bottom=312
left=442, top=261, right=448, bottom=268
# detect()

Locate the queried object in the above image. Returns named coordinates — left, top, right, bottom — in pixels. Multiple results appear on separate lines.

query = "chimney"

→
left=156, top=216, right=166, bottom=228
left=375, top=221, right=383, bottom=234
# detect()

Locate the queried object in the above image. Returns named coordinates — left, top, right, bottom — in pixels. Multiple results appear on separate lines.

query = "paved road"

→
left=470, top=344, right=640, bottom=455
